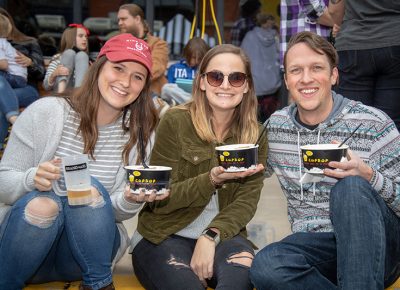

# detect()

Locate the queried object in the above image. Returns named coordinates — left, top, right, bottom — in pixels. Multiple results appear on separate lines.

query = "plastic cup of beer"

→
left=62, top=154, right=92, bottom=206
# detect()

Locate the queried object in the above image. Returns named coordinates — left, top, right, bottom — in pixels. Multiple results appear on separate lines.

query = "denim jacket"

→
left=137, top=108, right=268, bottom=244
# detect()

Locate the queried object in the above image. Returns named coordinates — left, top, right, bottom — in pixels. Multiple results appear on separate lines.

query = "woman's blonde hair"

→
left=186, top=44, right=259, bottom=144
left=65, top=56, right=158, bottom=164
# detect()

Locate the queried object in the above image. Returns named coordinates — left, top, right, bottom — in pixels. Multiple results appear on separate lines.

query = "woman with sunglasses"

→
left=131, top=44, right=267, bottom=290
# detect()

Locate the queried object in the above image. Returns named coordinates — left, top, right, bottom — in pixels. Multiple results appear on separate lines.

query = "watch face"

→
left=206, top=229, right=218, bottom=239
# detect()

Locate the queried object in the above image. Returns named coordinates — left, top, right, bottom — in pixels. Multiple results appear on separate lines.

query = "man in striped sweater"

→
left=250, top=31, right=400, bottom=290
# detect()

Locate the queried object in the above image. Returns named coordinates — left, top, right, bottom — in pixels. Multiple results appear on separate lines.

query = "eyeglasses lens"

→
left=205, top=71, right=246, bottom=87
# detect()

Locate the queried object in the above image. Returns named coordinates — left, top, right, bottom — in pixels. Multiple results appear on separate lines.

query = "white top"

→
left=0, top=38, right=27, bottom=79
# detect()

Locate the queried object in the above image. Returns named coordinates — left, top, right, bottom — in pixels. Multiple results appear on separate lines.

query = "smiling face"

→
left=285, top=42, right=338, bottom=125
left=98, top=60, right=148, bottom=120
left=200, top=52, right=249, bottom=117
left=75, top=27, right=88, bottom=51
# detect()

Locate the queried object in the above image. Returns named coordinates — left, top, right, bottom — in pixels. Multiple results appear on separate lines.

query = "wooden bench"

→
left=23, top=274, right=400, bottom=290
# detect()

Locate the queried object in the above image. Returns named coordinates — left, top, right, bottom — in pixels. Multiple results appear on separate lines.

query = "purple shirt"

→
left=280, top=0, right=332, bottom=67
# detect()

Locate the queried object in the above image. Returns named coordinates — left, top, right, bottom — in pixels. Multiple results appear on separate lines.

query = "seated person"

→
left=0, top=33, right=166, bottom=290
left=250, top=31, right=400, bottom=290
left=43, top=24, right=90, bottom=94
left=0, top=14, right=28, bottom=126
left=131, top=44, right=266, bottom=290
left=0, top=8, right=45, bottom=152
left=161, top=37, right=209, bottom=105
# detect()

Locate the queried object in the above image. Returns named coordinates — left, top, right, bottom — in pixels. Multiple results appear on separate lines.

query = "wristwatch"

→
left=201, top=228, right=220, bottom=245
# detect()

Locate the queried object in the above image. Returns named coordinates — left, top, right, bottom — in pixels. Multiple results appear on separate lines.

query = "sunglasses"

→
left=202, top=71, right=247, bottom=87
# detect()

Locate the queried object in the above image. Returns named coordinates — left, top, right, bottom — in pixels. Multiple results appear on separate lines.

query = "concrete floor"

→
left=114, top=174, right=292, bottom=274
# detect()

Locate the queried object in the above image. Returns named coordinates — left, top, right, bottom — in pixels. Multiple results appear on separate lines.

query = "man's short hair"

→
left=284, top=31, right=338, bottom=72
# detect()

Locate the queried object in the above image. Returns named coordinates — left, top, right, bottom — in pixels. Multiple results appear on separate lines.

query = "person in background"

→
left=0, top=33, right=167, bottom=290
left=118, top=3, right=168, bottom=97
left=230, top=0, right=262, bottom=47
left=280, top=0, right=335, bottom=68
left=0, top=14, right=28, bottom=125
left=250, top=31, right=400, bottom=290
left=43, top=24, right=90, bottom=94
left=131, top=44, right=267, bottom=290
left=0, top=8, right=45, bottom=152
left=241, top=13, right=281, bottom=122
left=329, top=0, right=400, bottom=132
left=161, top=37, right=209, bottom=105
left=0, top=14, right=27, bottom=89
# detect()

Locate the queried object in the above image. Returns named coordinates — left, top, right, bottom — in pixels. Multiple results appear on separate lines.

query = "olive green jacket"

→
left=137, top=108, right=268, bottom=244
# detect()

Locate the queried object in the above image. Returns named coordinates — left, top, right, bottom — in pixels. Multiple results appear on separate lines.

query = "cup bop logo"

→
left=129, top=170, right=157, bottom=184
left=219, top=151, right=230, bottom=162
left=128, top=170, right=141, bottom=183
left=303, top=150, right=313, bottom=162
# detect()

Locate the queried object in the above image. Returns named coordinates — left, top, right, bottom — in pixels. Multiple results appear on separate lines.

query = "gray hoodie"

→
left=241, top=26, right=281, bottom=96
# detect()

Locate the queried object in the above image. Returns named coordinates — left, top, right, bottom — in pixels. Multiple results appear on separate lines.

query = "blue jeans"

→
left=336, top=46, right=400, bottom=131
left=250, top=176, right=400, bottom=290
left=0, top=77, right=38, bottom=147
left=132, top=234, right=254, bottom=290
left=0, top=70, right=27, bottom=88
left=0, top=178, right=120, bottom=290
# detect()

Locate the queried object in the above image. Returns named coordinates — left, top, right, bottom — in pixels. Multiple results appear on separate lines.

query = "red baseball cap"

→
left=98, top=33, right=152, bottom=75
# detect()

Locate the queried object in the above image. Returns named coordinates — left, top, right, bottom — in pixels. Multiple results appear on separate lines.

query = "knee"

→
left=25, top=196, right=60, bottom=228
left=250, top=244, right=288, bottom=288
left=227, top=251, right=254, bottom=268
left=61, top=49, right=76, bottom=68
left=62, top=49, right=76, bottom=58
left=88, top=188, right=105, bottom=208
left=330, top=176, right=374, bottom=212
left=75, top=51, right=89, bottom=62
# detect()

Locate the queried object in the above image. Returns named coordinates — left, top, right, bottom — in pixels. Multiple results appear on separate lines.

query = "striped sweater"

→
left=266, top=92, right=400, bottom=233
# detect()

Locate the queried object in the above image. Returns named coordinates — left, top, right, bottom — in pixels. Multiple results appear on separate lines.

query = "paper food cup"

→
left=300, top=144, right=348, bottom=174
left=215, top=144, right=258, bottom=172
left=125, top=165, right=172, bottom=195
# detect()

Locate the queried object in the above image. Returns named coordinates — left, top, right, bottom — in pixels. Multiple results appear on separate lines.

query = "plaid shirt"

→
left=230, top=17, right=256, bottom=47
left=280, top=0, right=331, bottom=67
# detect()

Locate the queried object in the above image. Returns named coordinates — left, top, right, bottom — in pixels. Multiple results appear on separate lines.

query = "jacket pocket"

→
left=178, top=149, right=212, bottom=179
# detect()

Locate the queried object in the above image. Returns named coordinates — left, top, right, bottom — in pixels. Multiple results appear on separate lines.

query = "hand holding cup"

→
left=34, top=158, right=61, bottom=191
left=210, top=164, right=265, bottom=185
left=124, top=185, right=170, bottom=204
left=323, top=141, right=374, bottom=181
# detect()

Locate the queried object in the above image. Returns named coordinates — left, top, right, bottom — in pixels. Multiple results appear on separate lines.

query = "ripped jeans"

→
left=132, top=234, right=254, bottom=290
left=0, top=178, right=120, bottom=290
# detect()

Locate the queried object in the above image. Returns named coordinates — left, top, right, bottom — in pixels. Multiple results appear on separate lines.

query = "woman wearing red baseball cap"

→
left=0, top=33, right=166, bottom=290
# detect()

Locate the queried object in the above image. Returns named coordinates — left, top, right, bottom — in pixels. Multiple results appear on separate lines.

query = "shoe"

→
left=79, top=282, right=115, bottom=290
left=153, top=96, right=170, bottom=118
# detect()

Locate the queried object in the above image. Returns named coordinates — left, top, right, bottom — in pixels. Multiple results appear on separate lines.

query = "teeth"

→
left=217, top=93, right=232, bottom=97
left=301, top=88, right=317, bottom=94
left=112, top=86, right=127, bottom=96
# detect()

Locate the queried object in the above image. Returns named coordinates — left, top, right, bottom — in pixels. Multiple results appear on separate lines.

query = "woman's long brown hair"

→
left=66, top=56, right=158, bottom=165
left=0, top=8, right=34, bottom=43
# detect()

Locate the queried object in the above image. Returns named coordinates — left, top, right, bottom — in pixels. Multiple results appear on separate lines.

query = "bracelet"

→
left=209, top=172, right=223, bottom=188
